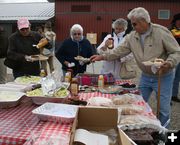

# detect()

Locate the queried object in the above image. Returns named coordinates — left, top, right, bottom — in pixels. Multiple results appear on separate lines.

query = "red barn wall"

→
left=55, top=0, right=180, bottom=44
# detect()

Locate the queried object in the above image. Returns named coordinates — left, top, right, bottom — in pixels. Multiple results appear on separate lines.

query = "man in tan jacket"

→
left=91, top=7, right=180, bottom=128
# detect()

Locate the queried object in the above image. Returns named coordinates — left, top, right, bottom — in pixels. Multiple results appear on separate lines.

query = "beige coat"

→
left=103, top=23, right=180, bottom=76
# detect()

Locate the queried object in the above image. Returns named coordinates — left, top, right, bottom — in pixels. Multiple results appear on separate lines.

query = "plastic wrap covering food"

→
left=0, top=91, right=25, bottom=108
left=40, top=75, right=70, bottom=96
left=112, top=93, right=143, bottom=105
left=26, top=87, right=69, bottom=105
left=99, top=85, right=123, bottom=94
left=51, top=69, right=64, bottom=84
left=26, top=75, right=70, bottom=105
left=118, top=115, right=166, bottom=132
left=32, top=103, right=78, bottom=124
left=40, top=76, right=57, bottom=96
left=117, top=104, right=145, bottom=115
left=87, top=97, right=113, bottom=107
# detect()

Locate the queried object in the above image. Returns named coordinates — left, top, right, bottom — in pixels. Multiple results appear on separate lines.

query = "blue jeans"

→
left=139, top=71, right=174, bottom=128
left=172, top=63, right=180, bottom=97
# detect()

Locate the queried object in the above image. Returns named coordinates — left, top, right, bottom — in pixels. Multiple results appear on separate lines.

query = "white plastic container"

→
left=0, top=91, right=25, bottom=108
left=32, top=103, right=78, bottom=124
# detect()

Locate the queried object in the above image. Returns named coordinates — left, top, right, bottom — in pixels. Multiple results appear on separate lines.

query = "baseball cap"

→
left=17, top=17, right=30, bottom=30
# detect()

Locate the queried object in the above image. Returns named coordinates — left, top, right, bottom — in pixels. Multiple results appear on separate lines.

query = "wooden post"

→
left=157, top=69, right=162, bottom=119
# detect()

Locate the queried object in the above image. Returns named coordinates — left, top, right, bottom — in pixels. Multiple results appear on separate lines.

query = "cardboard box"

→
left=86, top=33, right=97, bottom=45
left=69, top=107, right=136, bottom=145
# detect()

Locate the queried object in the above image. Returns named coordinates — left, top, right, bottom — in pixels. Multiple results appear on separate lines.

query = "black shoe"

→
left=172, top=96, right=180, bottom=102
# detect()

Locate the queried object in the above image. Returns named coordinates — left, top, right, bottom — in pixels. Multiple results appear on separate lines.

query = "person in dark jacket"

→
left=5, top=17, right=51, bottom=78
left=0, top=26, right=8, bottom=83
left=56, top=24, right=93, bottom=76
left=170, top=13, right=180, bottom=102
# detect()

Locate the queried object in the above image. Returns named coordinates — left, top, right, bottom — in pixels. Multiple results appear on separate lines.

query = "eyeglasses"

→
left=20, top=28, right=29, bottom=31
left=131, top=23, right=137, bottom=27
left=73, top=33, right=81, bottom=36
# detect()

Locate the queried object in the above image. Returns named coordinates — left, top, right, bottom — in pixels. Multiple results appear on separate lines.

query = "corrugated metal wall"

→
left=55, top=0, right=180, bottom=44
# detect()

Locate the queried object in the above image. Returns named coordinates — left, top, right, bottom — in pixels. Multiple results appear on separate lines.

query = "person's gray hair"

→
left=127, top=7, right=151, bottom=23
left=70, top=24, right=83, bottom=36
left=112, top=18, right=128, bottom=30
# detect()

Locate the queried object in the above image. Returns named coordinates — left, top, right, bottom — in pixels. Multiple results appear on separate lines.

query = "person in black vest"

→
left=0, top=26, right=8, bottom=83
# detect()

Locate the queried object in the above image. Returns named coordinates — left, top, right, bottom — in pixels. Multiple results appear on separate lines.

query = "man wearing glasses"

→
left=91, top=7, right=180, bottom=128
left=5, top=17, right=51, bottom=78
left=56, top=24, right=93, bottom=76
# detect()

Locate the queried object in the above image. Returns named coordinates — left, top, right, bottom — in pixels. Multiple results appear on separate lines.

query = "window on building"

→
left=71, top=5, right=91, bottom=12
left=158, top=10, right=170, bottom=19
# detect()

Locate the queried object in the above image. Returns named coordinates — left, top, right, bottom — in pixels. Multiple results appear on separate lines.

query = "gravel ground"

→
left=7, top=57, right=180, bottom=130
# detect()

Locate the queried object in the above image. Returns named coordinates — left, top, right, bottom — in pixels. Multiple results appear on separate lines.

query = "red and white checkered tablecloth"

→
left=0, top=98, right=72, bottom=145
left=24, top=122, right=71, bottom=145
left=0, top=80, right=152, bottom=145
left=77, top=79, right=139, bottom=101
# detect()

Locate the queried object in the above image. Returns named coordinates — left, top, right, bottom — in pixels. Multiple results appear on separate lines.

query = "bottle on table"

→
left=70, top=77, right=79, bottom=96
left=64, top=72, right=71, bottom=83
left=67, top=68, right=73, bottom=78
left=98, top=75, right=104, bottom=88
left=107, top=37, right=114, bottom=49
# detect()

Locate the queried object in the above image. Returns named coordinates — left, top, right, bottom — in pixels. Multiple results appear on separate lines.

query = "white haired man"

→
left=91, top=7, right=180, bottom=128
left=56, top=24, right=93, bottom=76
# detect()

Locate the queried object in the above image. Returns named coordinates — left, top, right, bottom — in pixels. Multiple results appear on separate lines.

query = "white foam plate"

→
left=142, top=61, right=154, bottom=66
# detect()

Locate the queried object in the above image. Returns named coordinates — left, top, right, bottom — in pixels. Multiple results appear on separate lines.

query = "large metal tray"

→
left=28, top=95, right=69, bottom=105
left=14, top=76, right=41, bottom=85
left=28, top=90, right=70, bottom=105
left=0, top=83, right=32, bottom=92
left=32, top=102, right=78, bottom=123
left=0, top=91, right=25, bottom=109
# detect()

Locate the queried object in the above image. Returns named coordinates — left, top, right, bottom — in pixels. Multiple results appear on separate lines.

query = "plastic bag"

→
left=87, top=96, right=113, bottom=106
left=40, top=76, right=57, bottom=96
left=118, top=115, right=166, bottom=132
left=112, top=93, right=143, bottom=105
